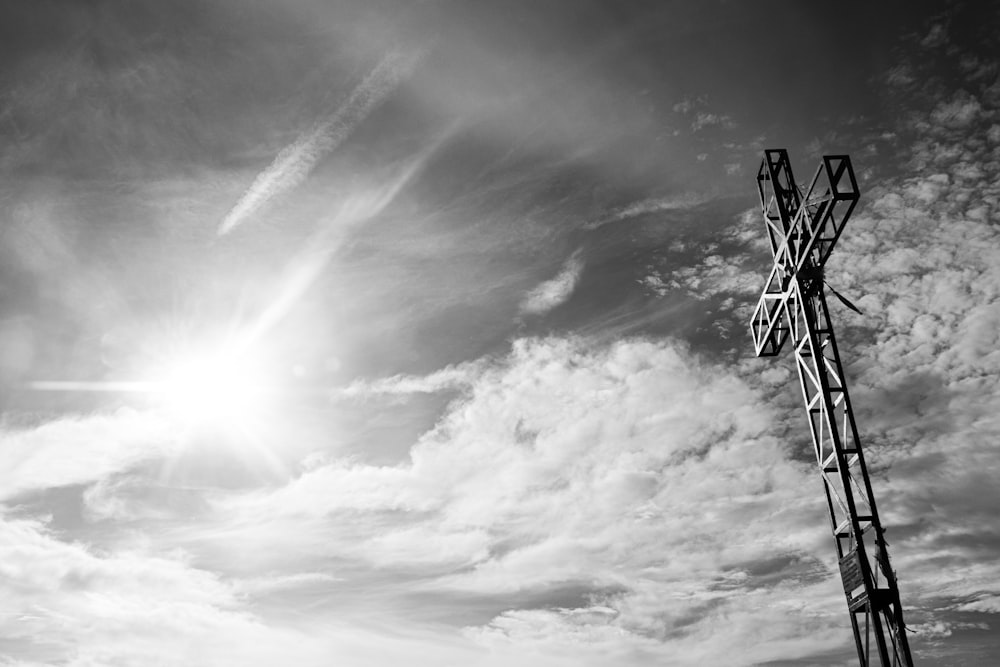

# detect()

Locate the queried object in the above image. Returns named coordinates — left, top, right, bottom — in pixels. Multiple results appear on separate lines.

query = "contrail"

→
left=218, top=50, right=424, bottom=236
left=235, top=122, right=460, bottom=348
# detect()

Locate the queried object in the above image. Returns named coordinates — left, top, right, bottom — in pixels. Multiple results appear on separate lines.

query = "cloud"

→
left=691, top=112, right=735, bottom=132
left=0, top=514, right=493, bottom=666
left=729, top=52, right=1000, bottom=639
left=519, top=251, right=584, bottom=315
left=886, top=63, right=917, bottom=88
left=0, top=410, right=174, bottom=501
left=929, top=91, right=982, bottom=129
left=6, top=4, right=1000, bottom=665
left=658, top=253, right=759, bottom=302
left=649, top=38, right=1000, bottom=650
left=586, top=194, right=708, bottom=229
left=669, top=96, right=736, bottom=133
left=232, top=571, right=343, bottom=596
left=335, top=359, right=487, bottom=399
left=824, top=131, right=1000, bottom=615
left=218, top=50, right=423, bottom=236
left=646, top=207, right=764, bottom=306
left=672, top=99, right=695, bottom=114
left=920, top=23, right=948, bottom=48
left=0, top=515, right=261, bottom=665
left=207, top=336, right=849, bottom=665
left=466, top=581, right=849, bottom=667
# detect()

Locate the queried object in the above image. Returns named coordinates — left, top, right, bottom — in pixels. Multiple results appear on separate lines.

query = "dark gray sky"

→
left=1, top=1, right=998, bottom=665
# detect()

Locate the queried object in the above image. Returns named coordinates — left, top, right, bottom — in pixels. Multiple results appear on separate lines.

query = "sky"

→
left=0, top=1, right=998, bottom=665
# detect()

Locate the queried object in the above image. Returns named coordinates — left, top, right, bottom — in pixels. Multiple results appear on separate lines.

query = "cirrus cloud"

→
left=519, top=251, right=585, bottom=316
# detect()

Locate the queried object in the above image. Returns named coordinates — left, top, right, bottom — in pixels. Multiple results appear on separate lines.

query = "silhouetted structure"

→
left=750, top=150, right=914, bottom=666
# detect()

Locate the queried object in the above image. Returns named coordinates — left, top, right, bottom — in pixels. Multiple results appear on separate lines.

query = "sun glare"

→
left=151, top=347, right=269, bottom=429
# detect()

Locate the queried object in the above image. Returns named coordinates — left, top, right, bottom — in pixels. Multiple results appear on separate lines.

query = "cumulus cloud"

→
left=519, top=251, right=585, bottom=315
left=660, top=253, right=760, bottom=302
left=218, top=50, right=423, bottom=236
left=0, top=516, right=272, bottom=665
left=0, top=410, right=174, bottom=501
left=647, top=207, right=765, bottom=314
left=467, top=580, right=849, bottom=667
left=209, top=336, right=846, bottom=665
left=652, top=38, right=1000, bottom=650
left=733, top=52, right=1000, bottom=639
left=929, top=91, right=982, bottom=129
left=0, top=513, right=492, bottom=666
left=825, top=128, right=1000, bottom=613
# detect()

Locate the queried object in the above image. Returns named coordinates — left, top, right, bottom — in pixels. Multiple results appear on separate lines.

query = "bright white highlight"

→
left=152, top=348, right=269, bottom=428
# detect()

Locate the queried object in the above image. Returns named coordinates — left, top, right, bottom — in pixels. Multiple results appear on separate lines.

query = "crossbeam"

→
left=749, top=150, right=914, bottom=667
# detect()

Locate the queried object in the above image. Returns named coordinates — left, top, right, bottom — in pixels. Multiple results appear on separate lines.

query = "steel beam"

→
left=749, top=150, right=914, bottom=667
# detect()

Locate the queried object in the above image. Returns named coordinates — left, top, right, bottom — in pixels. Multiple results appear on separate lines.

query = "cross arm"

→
left=750, top=261, right=792, bottom=357
left=749, top=153, right=860, bottom=359
left=782, top=155, right=860, bottom=274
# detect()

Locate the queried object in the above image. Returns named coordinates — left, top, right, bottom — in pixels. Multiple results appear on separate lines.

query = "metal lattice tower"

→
left=749, top=150, right=914, bottom=666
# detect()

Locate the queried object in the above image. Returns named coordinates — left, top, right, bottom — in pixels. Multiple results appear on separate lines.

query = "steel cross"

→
left=750, top=150, right=914, bottom=667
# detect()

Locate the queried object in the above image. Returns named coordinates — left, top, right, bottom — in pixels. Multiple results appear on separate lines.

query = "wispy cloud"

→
left=519, top=251, right=584, bottom=315
left=334, top=359, right=487, bottom=399
left=586, top=194, right=708, bottom=229
left=0, top=411, right=174, bottom=501
left=218, top=50, right=423, bottom=236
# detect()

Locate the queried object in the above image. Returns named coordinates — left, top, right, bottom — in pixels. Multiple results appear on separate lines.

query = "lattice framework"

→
left=749, top=150, right=914, bottom=667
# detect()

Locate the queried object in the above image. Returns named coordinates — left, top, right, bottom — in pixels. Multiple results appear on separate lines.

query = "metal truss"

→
left=749, top=150, right=914, bottom=666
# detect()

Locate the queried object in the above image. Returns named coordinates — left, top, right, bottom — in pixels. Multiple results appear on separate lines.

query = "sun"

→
left=148, top=345, right=270, bottom=430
